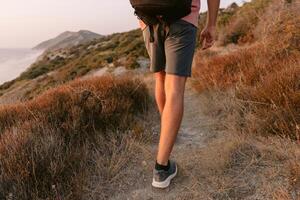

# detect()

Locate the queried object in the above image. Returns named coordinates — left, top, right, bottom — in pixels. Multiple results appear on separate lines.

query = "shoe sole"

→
left=152, top=163, right=178, bottom=189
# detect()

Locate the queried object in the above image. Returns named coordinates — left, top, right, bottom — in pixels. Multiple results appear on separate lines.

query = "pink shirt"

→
left=139, top=0, right=200, bottom=29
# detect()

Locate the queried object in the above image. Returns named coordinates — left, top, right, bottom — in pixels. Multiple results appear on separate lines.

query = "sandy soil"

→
left=110, top=76, right=223, bottom=200
left=109, top=73, right=299, bottom=200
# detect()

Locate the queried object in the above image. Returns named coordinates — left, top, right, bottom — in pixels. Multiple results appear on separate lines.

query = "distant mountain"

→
left=223, top=2, right=239, bottom=13
left=33, top=30, right=103, bottom=51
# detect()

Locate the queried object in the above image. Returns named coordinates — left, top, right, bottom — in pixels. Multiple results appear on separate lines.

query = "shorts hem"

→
left=165, top=70, right=191, bottom=77
left=150, top=67, right=165, bottom=73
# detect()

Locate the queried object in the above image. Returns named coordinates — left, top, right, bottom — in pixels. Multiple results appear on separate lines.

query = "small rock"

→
left=142, top=161, right=147, bottom=166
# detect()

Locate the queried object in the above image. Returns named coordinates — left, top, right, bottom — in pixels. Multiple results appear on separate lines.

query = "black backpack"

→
left=130, top=0, right=192, bottom=26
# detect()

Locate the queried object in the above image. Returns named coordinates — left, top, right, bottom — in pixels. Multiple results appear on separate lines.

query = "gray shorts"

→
left=142, top=20, right=197, bottom=77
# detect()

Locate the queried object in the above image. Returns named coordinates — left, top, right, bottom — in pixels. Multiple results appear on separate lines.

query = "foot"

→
left=152, top=160, right=178, bottom=188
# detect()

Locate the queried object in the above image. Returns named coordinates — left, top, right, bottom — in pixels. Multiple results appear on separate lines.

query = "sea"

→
left=0, top=48, right=43, bottom=84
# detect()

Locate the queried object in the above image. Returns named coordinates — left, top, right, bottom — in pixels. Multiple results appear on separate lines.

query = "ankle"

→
left=155, top=160, right=170, bottom=171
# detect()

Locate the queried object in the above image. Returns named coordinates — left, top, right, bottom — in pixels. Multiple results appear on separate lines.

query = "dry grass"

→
left=219, top=0, right=272, bottom=45
left=204, top=134, right=300, bottom=199
left=0, top=75, right=150, bottom=199
left=160, top=125, right=300, bottom=199
left=190, top=1, right=300, bottom=198
left=193, top=0, right=300, bottom=139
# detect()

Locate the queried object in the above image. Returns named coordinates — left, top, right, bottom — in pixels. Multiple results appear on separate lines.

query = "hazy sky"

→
left=0, top=0, right=248, bottom=48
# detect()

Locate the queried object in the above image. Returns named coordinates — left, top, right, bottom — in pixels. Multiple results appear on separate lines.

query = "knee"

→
left=165, top=81, right=186, bottom=101
left=165, top=87, right=184, bottom=103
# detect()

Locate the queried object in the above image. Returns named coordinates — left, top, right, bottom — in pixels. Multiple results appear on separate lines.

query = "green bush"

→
left=125, top=56, right=139, bottom=69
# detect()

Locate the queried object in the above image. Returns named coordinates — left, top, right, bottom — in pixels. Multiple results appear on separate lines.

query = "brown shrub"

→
left=0, top=75, right=149, bottom=199
left=0, top=76, right=149, bottom=132
left=193, top=46, right=260, bottom=90
left=237, top=64, right=300, bottom=139
left=193, top=0, right=300, bottom=139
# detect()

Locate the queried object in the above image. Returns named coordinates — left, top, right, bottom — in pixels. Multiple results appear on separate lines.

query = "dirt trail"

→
left=109, top=69, right=298, bottom=200
left=111, top=77, right=221, bottom=200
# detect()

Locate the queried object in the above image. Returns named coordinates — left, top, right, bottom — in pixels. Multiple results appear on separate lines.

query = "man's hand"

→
left=201, top=0, right=220, bottom=50
left=200, top=26, right=216, bottom=50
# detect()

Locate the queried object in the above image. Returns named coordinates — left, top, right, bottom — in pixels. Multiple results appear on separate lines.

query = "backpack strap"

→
left=133, top=11, right=157, bottom=43
left=149, top=25, right=155, bottom=43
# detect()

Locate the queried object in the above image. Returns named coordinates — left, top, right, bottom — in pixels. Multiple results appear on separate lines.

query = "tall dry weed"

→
left=0, top=75, right=149, bottom=199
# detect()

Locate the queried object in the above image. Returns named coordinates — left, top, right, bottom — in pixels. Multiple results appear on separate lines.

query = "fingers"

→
left=202, top=41, right=214, bottom=50
left=201, top=33, right=214, bottom=50
left=200, top=31, right=208, bottom=50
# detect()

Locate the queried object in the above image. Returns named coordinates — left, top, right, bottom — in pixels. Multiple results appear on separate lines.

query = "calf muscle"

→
left=156, top=74, right=187, bottom=166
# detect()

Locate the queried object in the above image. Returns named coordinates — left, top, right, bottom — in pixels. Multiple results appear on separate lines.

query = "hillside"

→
left=0, top=76, right=150, bottom=199
left=0, top=5, right=240, bottom=104
left=33, top=30, right=103, bottom=51
left=193, top=0, right=299, bottom=139
left=0, top=0, right=299, bottom=199
left=0, top=29, right=148, bottom=103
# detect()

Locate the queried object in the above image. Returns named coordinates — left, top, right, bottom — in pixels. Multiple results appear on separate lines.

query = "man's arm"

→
left=207, top=0, right=220, bottom=27
left=200, top=0, right=220, bottom=50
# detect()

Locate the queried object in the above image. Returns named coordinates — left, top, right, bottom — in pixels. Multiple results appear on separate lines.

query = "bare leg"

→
left=154, top=71, right=166, bottom=115
left=156, top=74, right=187, bottom=165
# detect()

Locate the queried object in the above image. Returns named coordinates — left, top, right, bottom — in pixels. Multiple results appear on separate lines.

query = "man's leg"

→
left=156, top=74, right=187, bottom=166
left=154, top=71, right=166, bottom=115
left=152, top=19, right=197, bottom=188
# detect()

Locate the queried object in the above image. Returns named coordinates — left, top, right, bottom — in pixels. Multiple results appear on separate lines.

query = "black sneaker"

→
left=152, top=160, right=178, bottom=188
